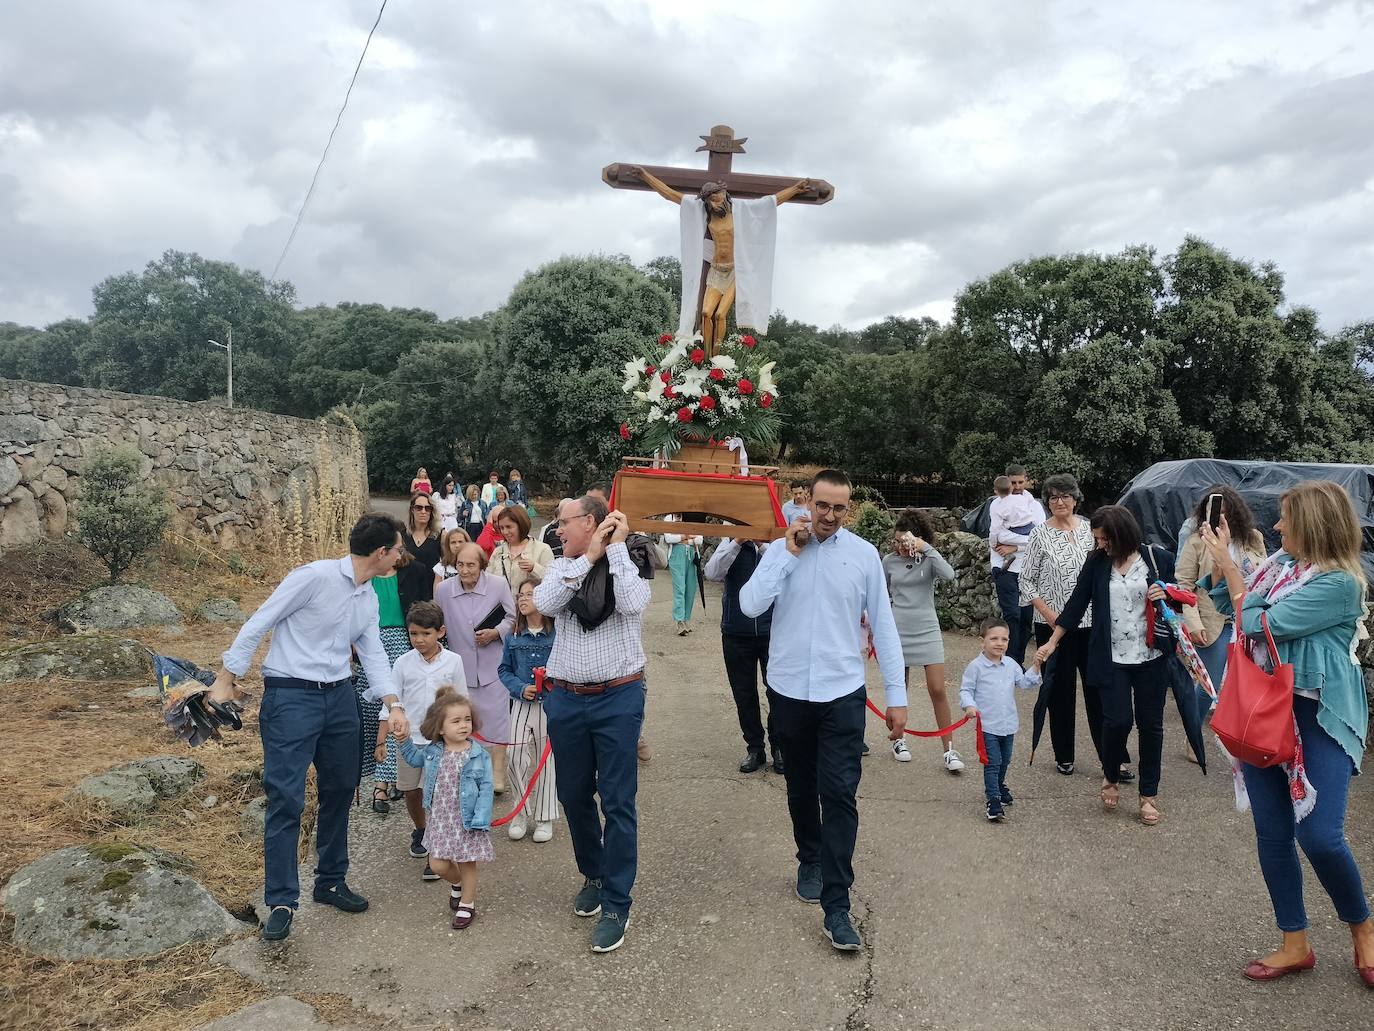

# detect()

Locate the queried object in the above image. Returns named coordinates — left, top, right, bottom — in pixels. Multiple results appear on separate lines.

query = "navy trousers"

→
left=544, top=679, right=645, bottom=915
left=259, top=677, right=360, bottom=909
left=992, top=569, right=1033, bottom=666
left=768, top=685, right=866, bottom=917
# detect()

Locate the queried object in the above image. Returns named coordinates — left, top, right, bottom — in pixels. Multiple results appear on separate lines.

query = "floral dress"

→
left=423, top=748, right=495, bottom=864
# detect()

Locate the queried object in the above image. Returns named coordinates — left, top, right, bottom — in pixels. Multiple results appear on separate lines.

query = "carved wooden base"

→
left=611, top=446, right=785, bottom=541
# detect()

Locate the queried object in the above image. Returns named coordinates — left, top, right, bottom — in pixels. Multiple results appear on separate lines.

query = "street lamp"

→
left=206, top=328, right=233, bottom=408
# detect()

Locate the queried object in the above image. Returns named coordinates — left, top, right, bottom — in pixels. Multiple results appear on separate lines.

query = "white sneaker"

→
left=532, top=820, right=554, bottom=843
left=891, top=740, right=912, bottom=762
left=507, top=813, right=528, bottom=840
left=943, top=748, right=966, bottom=774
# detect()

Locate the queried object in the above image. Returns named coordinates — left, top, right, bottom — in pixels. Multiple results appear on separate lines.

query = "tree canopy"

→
left=4, top=237, right=1371, bottom=499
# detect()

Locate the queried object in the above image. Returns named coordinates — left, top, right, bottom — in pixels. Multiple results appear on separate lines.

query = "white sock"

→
left=450, top=884, right=462, bottom=898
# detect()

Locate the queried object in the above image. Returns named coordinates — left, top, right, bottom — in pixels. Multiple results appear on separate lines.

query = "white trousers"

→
left=509, top=698, right=559, bottom=823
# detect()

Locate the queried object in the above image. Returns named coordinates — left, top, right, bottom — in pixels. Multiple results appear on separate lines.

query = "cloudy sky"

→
left=3, top=0, right=1372, bottom=333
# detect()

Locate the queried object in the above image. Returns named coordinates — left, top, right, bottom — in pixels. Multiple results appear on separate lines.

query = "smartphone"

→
left=1206, top=493, right=1223, bottom=530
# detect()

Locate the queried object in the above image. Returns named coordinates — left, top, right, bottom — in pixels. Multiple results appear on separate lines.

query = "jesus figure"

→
left=635, top=167, right=810, bottom=355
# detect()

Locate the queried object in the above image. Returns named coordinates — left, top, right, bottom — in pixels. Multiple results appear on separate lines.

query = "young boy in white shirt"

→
left=369, top=600, right=464, bottom=878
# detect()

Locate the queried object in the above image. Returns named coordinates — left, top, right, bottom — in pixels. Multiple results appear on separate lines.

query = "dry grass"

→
left=0, top=540, right=371, bottom=1030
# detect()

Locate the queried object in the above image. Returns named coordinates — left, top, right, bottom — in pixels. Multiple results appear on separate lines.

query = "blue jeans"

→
left=259, top=678, right=360, bottom=909
left=992, top=569, right=1032, bottom=666
left=768, top=685, right=866, bottom=917
left=1194, top=625, right=1231, bottom=723
left=983, top=732, right=1014, bottom=803
left=543, top=679, right=645, bottom=915
left=1241, top=695, right=1371, bottom=932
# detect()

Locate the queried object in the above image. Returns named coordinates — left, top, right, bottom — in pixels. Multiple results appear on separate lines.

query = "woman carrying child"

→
left=399, top=689, right=494, bottom=929
left=497, top=578, right=559, bottom=843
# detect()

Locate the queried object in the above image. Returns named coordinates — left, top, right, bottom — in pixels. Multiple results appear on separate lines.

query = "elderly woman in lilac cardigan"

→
left=435, top=542, right=516, bottom=794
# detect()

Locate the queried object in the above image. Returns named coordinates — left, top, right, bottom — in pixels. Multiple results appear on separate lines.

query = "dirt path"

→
left=215, top=571, right=1374, bottom=1030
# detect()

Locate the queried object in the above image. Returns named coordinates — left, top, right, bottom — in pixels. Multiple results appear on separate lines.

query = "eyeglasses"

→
left=812, top=501, right=850, bottom=517
left=1047, top=494, right=1075, bottom=503
left=555, top=513, right=595, bottom=529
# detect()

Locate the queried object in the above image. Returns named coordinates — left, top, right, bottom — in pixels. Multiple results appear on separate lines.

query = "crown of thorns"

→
left=700, top=181, right=728, bottom=198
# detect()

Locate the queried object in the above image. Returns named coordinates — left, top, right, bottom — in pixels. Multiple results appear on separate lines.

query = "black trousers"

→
left=1033, top=623, right=1127, bottom=769
left=768, top=685, right=865, bottom=917
left=1100, top=656, right=1168, bottom=796
left=721, top=632, right=774, bottom=752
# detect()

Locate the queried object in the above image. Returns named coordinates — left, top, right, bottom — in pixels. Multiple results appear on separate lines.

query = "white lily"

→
left=661, top=340, right=689, bottom=368
left=678, top=368, right=709, bottom=398
left=633, top=390, right=649, bottom=402
left=721, top=394, right=742, bottom=413
left=621, top=357, right=648, bottom=392
left=648, top=405, right=666, bottom=422
left=709, top=354, right=737, bottom=372
left=757, top=361, right=778, bottom=395
left=646, top=376, right=666, bottom=403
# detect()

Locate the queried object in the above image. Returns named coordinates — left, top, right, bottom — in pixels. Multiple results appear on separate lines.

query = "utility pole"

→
left=206, top=327, right=233, bottom=408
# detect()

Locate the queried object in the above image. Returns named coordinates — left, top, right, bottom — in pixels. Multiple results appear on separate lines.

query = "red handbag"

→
left=1211, top=612, right=1296, bottom=767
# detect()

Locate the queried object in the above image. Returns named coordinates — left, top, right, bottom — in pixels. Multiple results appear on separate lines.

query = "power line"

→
left=270, top=0, right=389, bottom=282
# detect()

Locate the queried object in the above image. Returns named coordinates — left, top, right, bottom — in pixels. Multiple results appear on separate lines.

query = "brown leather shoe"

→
left=637, top=739, right=651, bottom=763
left=1244, top=950, right=1315, bottom=981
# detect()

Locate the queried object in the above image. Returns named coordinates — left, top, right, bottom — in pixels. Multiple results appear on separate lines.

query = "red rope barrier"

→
left=487, top=739, right=554, bottom=828
left=864, top=697, right=987, bottom=765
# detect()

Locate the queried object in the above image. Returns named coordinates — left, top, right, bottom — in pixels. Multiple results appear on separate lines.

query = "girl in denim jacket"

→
left=399, top=688, right=494, bottom=929
left=497, top=578, right=558, bottom=842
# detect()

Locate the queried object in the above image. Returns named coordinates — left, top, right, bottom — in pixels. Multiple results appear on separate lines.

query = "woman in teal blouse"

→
left=1201, top=480, right=1373, bottom=987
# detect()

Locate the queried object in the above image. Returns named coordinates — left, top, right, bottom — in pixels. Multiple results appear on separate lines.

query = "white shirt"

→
left=739, top=528, right=907, bottom=706
left=374, top=647, right=466, bottom=744
left=480, top=482, right=502, bottom=506
left=432, top=492, right=460, bottom=529
left=988, top=492, right=1047, bottom=573
left=221, top=556, right=395, bottom=697
left=534, top=542, right=650, bottom=682
left=1108, top=558, right=1161, bottom=665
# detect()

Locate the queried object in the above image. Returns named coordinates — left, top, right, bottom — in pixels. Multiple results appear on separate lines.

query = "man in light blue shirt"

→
left=210, top=512, right=409, bottom=942
left=780, top=478, right=810, bottom=526
left=740, top=469, right=907, bottom=952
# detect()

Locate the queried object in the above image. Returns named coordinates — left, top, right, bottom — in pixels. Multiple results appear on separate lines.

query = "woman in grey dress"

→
left=882, top=509, right=962, bottom=772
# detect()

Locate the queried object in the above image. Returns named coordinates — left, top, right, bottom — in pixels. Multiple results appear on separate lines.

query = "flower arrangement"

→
left=619, top=331, right=780, bottom=454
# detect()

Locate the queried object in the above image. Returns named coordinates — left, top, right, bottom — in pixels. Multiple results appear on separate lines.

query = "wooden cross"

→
left=603, top=124, right=833, bottom=336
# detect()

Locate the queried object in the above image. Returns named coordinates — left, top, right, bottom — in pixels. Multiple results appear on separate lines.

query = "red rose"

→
left=741, top=334, right=757, bottom=348
left=737, top=378, right=754, bottom=395
left=690, top=348, right=705, bottom=364
left=658, top=333, right=673, bottom=344
left=698, top=395, right=717, bottom=411
left=645, top=364, right=656, bottom=376
left=761, top=393, right=773, bottom=408
left=663, top=384, right=675, bottom=399
left=708, top=368, right=725, bottom=381
left=619, top=422, right=631, bottom=440
left=676, top=407, right=694, bottom=423
left=660, top=370, right=672, bottom=383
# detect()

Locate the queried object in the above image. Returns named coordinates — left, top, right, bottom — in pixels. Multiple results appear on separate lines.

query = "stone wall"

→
left=0, top=378, right=367, bottom=552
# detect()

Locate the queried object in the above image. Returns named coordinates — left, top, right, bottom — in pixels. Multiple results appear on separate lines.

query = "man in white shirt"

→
left=210, top=512, right=408, bottom=941
left=988, top=464, right=1046, bottom=667
left=740, top=469, right=908, bottom=953
left=480, top=470, right=503, bottom=506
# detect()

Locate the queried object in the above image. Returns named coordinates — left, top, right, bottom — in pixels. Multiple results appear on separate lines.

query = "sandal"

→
left=1100, top=781, right=1119, bottom=811
left=1139, top=798, right=1161, bottom=826
left=451, top=902, right=476, bottom=929
left=371, top=786, right=390, bottom=816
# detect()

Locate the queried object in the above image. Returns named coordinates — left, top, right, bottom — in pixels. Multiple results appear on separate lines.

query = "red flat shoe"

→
left=1357, top=957, right=1374, bottom=988
left=1244, top=950, right=1315, bottom=981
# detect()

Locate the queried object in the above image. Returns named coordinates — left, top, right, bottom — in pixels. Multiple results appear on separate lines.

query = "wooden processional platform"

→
left=611, top=444, right=786, bottom=542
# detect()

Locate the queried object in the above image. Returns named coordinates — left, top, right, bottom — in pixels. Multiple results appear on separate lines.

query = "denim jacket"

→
left=498, top=626, right=555, bottom=701
left=398, top=738, right=494, bottom=829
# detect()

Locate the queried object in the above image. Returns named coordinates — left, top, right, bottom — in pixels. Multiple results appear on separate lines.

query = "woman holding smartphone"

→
left=1175, top=486, right=1267, bottom=753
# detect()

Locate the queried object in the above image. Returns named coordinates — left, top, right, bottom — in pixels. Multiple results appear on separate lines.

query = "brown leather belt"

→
left=547, top=672, right=644, bottom=696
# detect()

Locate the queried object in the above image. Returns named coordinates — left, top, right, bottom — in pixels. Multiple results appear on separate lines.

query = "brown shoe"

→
left=451, top=903, right=475, bottom=929
left=637, top=739, right=651, bottom=763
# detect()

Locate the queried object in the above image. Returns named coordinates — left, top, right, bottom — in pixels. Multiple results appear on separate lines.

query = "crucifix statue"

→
left=603, top=125, right=833, bottom=355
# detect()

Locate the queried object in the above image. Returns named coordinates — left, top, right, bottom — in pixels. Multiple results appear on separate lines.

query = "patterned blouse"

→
left=1019, top=517, right=1094, bottom=628
left=1108, top=557, right=1161, bottom=665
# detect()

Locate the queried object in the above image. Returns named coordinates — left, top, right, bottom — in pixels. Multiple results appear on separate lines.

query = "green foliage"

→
left=76, top=445, right=172, bottom=583
left=848, top=501, right=895, bottom=550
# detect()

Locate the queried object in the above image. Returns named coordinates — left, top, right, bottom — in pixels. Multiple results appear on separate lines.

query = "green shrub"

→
left=76, top=444, right=171, bottom=582
left=849, top=501, right=895, bottom=551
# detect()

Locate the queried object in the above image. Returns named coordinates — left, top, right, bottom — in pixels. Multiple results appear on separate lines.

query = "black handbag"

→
left=473, top=602, right=506, bottom=632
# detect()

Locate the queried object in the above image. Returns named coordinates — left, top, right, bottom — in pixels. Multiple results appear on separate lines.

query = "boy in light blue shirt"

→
left=960, top=617, right=1041, bottom=822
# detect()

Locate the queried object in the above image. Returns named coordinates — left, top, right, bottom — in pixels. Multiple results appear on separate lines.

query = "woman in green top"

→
left=353, top=559, right=413, bottom=814
left=1201, top=480, right=1373, bottom=987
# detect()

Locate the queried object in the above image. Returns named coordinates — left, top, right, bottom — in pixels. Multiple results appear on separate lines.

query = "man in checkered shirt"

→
left=533, top=493, right=649, bottom=954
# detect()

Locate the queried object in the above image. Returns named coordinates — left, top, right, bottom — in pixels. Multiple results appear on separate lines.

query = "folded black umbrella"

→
left=1028, top=649, right=1057, bottom=765
left=1165, top=652, right=1208, bottom=774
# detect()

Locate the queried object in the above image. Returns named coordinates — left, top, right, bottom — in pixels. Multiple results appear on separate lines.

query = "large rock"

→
left=57, top=585, right=183, bottom=633
left=196, top=597, right=247, bottom=625
left=70, top=756, right=207, bottom=821
left=0, top=484, right=42, bottom=547
left=239, top=796, right=268, bottom=839
left=933, top=530, right=1000, bottom=634
left=0, top=635, right=153, bottom=684
left=193, top=997, right=349, bottom=1031
left=2, top=843, right=241, bottom=960
left=0, top=455, right=19, bottom=496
